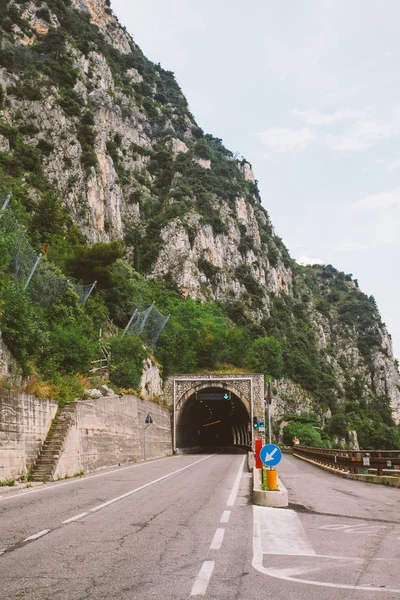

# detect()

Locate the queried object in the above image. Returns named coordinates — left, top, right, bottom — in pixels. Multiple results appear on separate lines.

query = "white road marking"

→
left=220, top=510, right=230, bottom=523
left=190, top=561, right=215, bottom=596
left=0, top=456, right=174, bottom=502
left=253, top=505, right=316, bottom=555
left=210, top=527, right=225, bottom=550
left=252, top=506, right=400, bottom=593
left=89, top=454, right=215, bottom=514
left=227, top=455, right=245, bottom=506
left=23, top=529, right=50, bottom=542
left=62, top=512, right=89, bottom=524
left=319, top=523, right=387, bottom=535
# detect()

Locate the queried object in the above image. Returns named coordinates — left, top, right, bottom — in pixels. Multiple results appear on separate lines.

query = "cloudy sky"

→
left=112, top=0, right=400, bottom=356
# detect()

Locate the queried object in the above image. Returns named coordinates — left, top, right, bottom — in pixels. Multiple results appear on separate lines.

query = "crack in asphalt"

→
left=289, top=502, right=400, bottom=524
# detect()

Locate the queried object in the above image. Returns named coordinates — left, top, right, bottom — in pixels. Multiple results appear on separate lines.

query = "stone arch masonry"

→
left=165, top=373, right=265, bottom=449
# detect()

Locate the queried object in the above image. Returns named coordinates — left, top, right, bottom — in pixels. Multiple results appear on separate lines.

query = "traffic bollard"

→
left=267, top=468, right=278, bottom=490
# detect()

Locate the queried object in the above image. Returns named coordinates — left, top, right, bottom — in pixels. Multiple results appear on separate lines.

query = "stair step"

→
left=31, top=405, right=75, bottom=477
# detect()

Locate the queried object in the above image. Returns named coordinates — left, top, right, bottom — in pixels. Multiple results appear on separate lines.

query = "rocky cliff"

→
left=0, top=0, right=399, bottom=433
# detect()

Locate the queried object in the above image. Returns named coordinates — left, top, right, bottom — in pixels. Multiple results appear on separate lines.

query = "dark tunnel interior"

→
left=176, top=387, right=251, bottom=449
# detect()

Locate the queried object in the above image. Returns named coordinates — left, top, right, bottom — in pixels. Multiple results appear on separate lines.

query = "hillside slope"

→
left=0, top=0, right=399, bottom=448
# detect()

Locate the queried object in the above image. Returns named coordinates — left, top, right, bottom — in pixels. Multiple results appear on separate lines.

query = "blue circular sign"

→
left=259, top=444, right=282, bottom=467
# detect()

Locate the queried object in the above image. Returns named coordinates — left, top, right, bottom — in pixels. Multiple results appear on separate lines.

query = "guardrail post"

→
left=377, top=451, right=383, bottom=476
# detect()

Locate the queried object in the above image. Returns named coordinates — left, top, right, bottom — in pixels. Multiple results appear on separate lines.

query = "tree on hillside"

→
left=245, top=336, right=284, bottom=378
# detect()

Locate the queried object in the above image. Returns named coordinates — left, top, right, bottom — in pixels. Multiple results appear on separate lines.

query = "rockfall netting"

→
left=0, top=200, right=95, bottom=306
left=122, top=302, right=170, bottom=348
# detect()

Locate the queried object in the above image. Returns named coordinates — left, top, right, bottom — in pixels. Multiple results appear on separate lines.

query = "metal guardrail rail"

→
left=293, top=446, right=400, bottom=476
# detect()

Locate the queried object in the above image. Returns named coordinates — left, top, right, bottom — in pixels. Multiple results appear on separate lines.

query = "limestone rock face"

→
left=194, top=157, right=211, bottom=169
left=370, top=349, right=400, bottom=422
left=140, top=358, right=164, bottom=401
left=240, top=161, right=256, bottom=183
left=0, top=0, right=398, bottom=431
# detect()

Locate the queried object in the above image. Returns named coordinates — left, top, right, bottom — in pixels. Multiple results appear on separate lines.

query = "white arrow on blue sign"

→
left=260, top=443, right=282, bottom=467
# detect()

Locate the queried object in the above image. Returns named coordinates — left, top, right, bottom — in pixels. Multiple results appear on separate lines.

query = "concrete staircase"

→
left=30, top=404, right=76, bottom=482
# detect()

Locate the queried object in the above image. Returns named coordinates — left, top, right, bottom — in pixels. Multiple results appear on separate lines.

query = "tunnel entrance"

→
left=176, top=386, right=250, bottom=449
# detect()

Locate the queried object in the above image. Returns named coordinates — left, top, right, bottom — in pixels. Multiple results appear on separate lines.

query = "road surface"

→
left=1, top=451, right=400, bottom=599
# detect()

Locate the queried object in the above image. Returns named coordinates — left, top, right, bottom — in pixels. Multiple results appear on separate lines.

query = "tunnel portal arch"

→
left=165, top=374, right=265, bottom=451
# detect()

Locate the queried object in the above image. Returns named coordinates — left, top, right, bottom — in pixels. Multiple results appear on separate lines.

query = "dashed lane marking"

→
left=1, top=454, right=217, bottom=557
left=23, top=529, right=51, bottom=542
left=220, top=510, right=230, bottom=523
left=62, top=512, right=89, bottom=524
left=210, top=528, right=225, bottom=550
left=190, top=561, right=215, bottom=596
left=87, top=454, right=215, bottom=513
left=0, top=456, right=175, bottom=503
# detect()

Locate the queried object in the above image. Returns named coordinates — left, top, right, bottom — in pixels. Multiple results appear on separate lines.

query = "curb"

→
left=252, top=467, right=288, bottom=507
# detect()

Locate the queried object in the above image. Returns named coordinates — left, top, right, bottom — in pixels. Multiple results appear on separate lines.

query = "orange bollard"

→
left=266, top=468, right=278, bottom=490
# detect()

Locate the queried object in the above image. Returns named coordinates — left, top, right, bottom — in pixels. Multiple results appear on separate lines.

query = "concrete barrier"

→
left=252, top=467, right=288, bottom=507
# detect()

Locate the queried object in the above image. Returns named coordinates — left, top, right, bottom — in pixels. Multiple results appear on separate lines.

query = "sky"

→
left=111, top=0, right=400, bottom=356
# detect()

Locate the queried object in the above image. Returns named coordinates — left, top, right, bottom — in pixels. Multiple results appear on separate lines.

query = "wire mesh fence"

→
left=0, top=206, right=39, bottom=289
left=0, top=200, right=96, bottom=307
left=0, top=200, right=168, bottom=346
left=29, top=260, right=69, bottom=308
left=73, top=281, right=97, bottom=305
left=122, top=302, right=170, bottom=348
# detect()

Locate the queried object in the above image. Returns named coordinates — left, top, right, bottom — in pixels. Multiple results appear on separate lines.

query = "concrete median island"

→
left=252, top=467, right=288, bottom=507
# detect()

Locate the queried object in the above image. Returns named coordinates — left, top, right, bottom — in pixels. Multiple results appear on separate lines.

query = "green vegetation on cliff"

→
left=0, top=0, right=398, bottom=450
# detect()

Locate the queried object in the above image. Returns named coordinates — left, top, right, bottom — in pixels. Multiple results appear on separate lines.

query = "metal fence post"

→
left=122, top=310, right=138, bottom=339
left=24, top=253, right=42, bottom=290
left=0, top=195, right=10, bottom=213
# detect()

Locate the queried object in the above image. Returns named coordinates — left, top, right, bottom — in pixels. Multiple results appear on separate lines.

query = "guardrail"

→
left=293, top=446, right=400, bottom=476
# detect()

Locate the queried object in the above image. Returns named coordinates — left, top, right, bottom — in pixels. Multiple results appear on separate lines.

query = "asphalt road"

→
left=1, top=451, right=400, bottom=599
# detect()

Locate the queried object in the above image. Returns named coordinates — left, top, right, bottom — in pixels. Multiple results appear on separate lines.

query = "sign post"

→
left=259, top=443, right=282, bottom=489
left=144, top=414, right=153, bottom=461
left=265, top=383, right=272, bottom=444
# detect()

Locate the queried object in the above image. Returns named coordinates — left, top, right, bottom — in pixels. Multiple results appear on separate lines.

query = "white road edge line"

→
left=227, top=455, right=245, bottom=506
left=220, top=510, right=230, bottom=523
left=210, top=527, right=225, bottom=550
left=89, top=454, right=215, bottom=513
left=190, top=561, right=215, bottom=596
left=62, top=512, right=89, bottom=524
left=0, top=456, right=174, bottom=502
left=23, top=529, right=50, bottom=542
left=252, top=507, right=400, bottom=593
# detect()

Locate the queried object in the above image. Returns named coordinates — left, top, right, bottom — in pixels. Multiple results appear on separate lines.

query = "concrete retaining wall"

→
left=0, top=389, right=58, bottom=480
left=53, top=395, right=172, bottom=478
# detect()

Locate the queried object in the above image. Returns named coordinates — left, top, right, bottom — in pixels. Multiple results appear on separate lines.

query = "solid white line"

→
left=0, top=456, right=174, bottom=502
left=227, top=455, right=245, bottom=506
left=252, top=507, right=400, bottom=593
left=89, top=454, right=215, bottom=514
left=210, top=527, right=225, bottom=550
left=62, top=512, right=88, bottom=524
left=23, top=529, right=50, bottom=542
left=0, top=455, right=209, bottom=503
left=220, top=510, right=231, bottom=523
left=190, top=561, right=215, bottom=596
